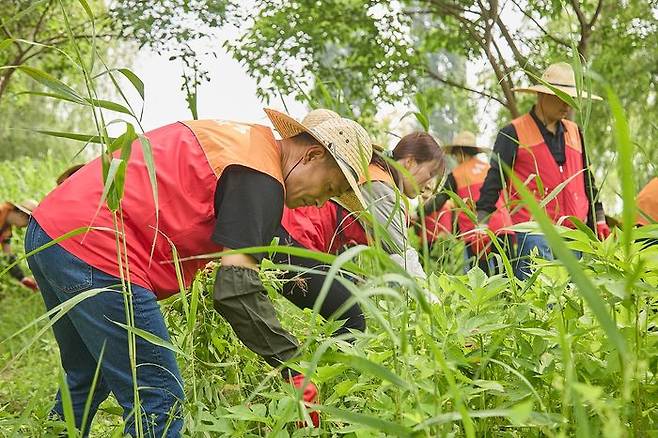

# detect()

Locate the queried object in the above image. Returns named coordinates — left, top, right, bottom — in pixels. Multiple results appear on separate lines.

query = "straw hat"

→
left=265, top=107, right=373, bottom=209
left=513, top=62, right=602, bottom=101
left=444, top=130, right=490, bottom=153
left=11, top=199, right=39, bottom=216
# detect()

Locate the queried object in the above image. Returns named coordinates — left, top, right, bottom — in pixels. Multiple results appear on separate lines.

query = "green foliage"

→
left=2, top=156, right=658, bottom=436
left=229, top=0, right=657, bottom=206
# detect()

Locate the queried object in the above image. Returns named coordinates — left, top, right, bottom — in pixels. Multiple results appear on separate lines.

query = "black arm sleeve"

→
left=213, top=265, right=299, bottom=369
left=212, top=165, right=285, bottom=260
left=6, top=253, right=25, bottom=281
left=423, top=173, right=457, bottom=215
left=476, top=124, right=519, bottom=216
left=580, top=130, right=605, bottom=226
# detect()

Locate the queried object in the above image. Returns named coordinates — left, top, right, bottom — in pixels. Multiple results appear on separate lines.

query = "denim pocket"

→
left=30, top=221, right=93, bottom=295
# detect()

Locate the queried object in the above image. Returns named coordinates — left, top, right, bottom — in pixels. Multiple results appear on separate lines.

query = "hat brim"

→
left=265, top=108, right=367, bottom=210
left=513, top=85, right=602, bottom=101
left=333, top=190, right=366, bottom=216
left=11, top=203, right=33, bottom=216
left=336, top=160, right=368, bottom=210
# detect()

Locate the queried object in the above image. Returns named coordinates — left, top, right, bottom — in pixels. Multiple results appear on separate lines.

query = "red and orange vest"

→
left=636, top=177, right=658, bottom=225
left=34, top=121, right=283, bottom=299
left=0, top=202, right=14, bottom=243
left=453, top=157, right=512, bottom=235
left=508, top=113, right=588, bottom=227
left=281, top=163, right=394, bottom=253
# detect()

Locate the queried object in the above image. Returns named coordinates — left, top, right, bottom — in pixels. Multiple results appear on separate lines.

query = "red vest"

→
left=0, top=202, right=14, bottom=242
left=281, top=163, right=393, bottom=253
left=453, top=157, right=512, bottom=234
left=508, top=114, right=588, bottom=226
left=34, top=121, right=283, bottom=299
left=422, top=202, right=453, bottom=244
left=636, top=177, right=658, bottom=225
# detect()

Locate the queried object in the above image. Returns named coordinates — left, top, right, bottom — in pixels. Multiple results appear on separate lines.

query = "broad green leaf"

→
left=18, top=66, right=84, bottom=103
left=110, top=320, right=189, bottom=358
left=77, top=0, right=94, bottom=20
left=86, top=98, right=132, bottom=115
left=94, top=68, right=145, bottom=100
left=313, top=404, right=413, bottom=437
left=324, top=352, right=412, bottom=391
left=36, top=130, right=114, bottom=144
left=0, top=39, right=12, bottom=51
left=98, top=157, right=123, bottom=212
left=138, top=134, right=159, bottom=261
left=58, top=369, right=78, bottom=437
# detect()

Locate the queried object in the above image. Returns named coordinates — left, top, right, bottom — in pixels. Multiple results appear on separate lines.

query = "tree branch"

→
left=494, top=15, right=537, bottom=79
left=509, top=0, right=571, bottom=48
left=569, top=0, right=588, bottom=28
left=589, top=0, right=604, bottom=27
left=425, top=66, right=506, bottom=106
left=32, top=0, right=54, bottom=42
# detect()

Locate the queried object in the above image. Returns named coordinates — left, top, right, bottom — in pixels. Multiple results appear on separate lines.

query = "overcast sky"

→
left=127, top=44, right=306, bottom=133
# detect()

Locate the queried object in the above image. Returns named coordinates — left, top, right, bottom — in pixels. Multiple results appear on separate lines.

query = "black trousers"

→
left=464, top=234, right=515, bottom=276
left=271, top=226, right=366, bottom=335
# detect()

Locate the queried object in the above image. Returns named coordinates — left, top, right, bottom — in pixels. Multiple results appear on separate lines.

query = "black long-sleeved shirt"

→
left=475, top=108, right=604, bottom=227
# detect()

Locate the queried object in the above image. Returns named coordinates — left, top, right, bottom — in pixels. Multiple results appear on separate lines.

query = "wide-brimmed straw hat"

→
left=444, top=130, right=490, bottom=153
left=265, top=107, right=373, bottom=210
left=513, top=62, right=602, bottom=101
left=10, top=199, right=39, bottom=216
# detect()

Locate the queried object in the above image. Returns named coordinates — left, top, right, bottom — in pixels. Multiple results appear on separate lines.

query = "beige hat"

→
left=11, top=199, right=38, bottom=216
left=513, top=62, right=602, bottom=101
left=444, top=130, right=490, bottom=153
left=265, top=108, right=373, bottom=209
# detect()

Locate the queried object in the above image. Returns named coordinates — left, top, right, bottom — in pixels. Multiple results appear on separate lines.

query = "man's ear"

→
left=303, top=144, right=327, bottom=163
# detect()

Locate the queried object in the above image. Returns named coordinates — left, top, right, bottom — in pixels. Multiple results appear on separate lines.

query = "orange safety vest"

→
left=281, top=163, right=394, bottom=253
left=453, top=157, right=513, bottom=235
left=34, top=121, right=284, bottom=299
left=508, top=113, right=588, bottom=226
left=636, top=177, right=658, bottom=225
left=0, top=202, right=14, bottom=243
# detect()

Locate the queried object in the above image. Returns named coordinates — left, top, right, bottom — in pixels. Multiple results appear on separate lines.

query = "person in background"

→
left=26, top=109, right=373, bottom=436
left=418, top=199, right=454, bottom=247
left=636, top=177, right=658, bottom=247
left=475, top=62, right=609, bottom=280
left=636, top=177, right=658, bottom=226
left=273, top=109, right=445, bottom=336
left=0, top=200, right=38, bottom=291
left=422, top=131, right=514, bottom=275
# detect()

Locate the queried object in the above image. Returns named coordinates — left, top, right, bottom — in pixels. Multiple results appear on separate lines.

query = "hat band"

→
left=547, top=81, right=576, bottom=88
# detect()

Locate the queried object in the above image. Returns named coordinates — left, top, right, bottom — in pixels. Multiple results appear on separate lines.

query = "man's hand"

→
left=20, top=277, right=38, bottom=291
left=596, top=221, right=611, bottom=240
left=464, top=227, right=491, bottom=255
left=289, top=374, right=320, bottom=428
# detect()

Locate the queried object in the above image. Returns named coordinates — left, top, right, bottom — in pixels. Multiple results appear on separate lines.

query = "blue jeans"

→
left=514, top=232, right=581, bottom=280
left=24, top=219, right=184, bottom=437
